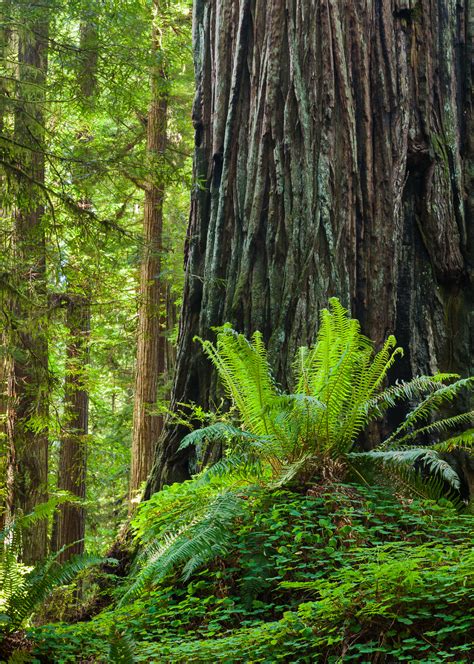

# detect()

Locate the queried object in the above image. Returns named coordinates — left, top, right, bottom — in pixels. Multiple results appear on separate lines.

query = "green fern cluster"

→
left=182, top=298, right=473, bottom=493
left=123, top=476, right=251, bottom=604
left=127, top=299, right=472, bottom=597
left=0, top=497, right=113, bottom=635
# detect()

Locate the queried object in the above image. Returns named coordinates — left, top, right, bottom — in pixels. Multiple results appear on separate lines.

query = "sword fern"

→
left=184, top=298, right=473, bottom=493
left=128, top=299, right=473, bottom=596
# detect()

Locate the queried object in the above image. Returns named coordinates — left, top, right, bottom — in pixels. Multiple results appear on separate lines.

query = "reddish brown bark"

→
left=55, top=295, right=90, bottom=562
left=129, top=2, right=168, bottom=502
left=6, top=11, right=50, bottom=562
left=52, top=7, right=99, bottom=559
left=147, top=0, right=473, bottom=493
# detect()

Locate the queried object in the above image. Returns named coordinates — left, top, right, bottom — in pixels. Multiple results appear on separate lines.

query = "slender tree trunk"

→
left=78, top=15, right=98, bottom=102
left=54, top=295, right=90, bottom=561
left=147, top=0, right=473, bottom=494
left=0, top=351, right=7, bottom=531
left=129, top=2, right=168, bottom=502
left=0, top=0, right=13, bottom=529
left=6, top=10, right=49, bottom=562
left=52, top=10, right=98, bottom=557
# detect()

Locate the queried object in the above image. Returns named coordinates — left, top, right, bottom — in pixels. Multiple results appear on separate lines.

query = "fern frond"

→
left=433, top=428, right=474, bottom=453
left=391, top=411, right=474, bottom=447
left=0, top=491, right=81, bottom=547
left=383, top=377, right=474, bottom=446
left=4, top=552, right=111, bottom=631
left=189, top=302, right=473, bottom=503
left=364, top=336, right=402, bottom=395
left=201, top=450, right=264, bottom=482
left=196, top=329, right=280, bottom=438
left=270, top=454, right=315, bottom=488
left=179, top=423, right=262, bottom=450
left=109, top=628, right=136, bottom=664
left=364, top=374, right=459, bottom=419
left=122, top=490, right=245, bottom=604
left=349, top=448, right=461, bottom=493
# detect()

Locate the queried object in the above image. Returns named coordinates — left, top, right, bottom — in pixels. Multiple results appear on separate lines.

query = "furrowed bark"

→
left=147, top=0, right=473, bottom=493
left=129, top=1, right=168, bottom=502
left=0, top=0, right=13, bottom=529
left=54, top=295, right=90, bottom=562
left=52, top=6, right=99, bottom=556
left=6, top=9, right=50, bottom=562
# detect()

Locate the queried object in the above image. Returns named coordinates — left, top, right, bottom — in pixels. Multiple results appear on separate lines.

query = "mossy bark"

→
left=147, top=0, right=473, bottom=493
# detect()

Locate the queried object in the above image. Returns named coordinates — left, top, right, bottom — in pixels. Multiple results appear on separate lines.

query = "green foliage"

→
left=122, top=485, right=246, bottom=604
left=110, top=301, right=474, bottom=605
left=186, top=298, right=473, bottom=495
left=140, top=539, right=473, bottom=662
left=108, top=628, right=136, bottom=664
left=2, top=551, right=109, bottom=634
left=0, top=498, right=115, bottom=635
left=30, top=485, right=474, bottom=662
left=0, top=0, right=194, bottom=552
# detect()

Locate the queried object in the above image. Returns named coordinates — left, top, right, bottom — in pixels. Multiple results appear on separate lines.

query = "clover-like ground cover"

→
left=30, top=483, right=473, bottom=663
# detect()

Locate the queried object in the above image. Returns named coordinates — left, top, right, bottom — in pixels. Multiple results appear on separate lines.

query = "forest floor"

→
left=21, top=481, right=474, bottom=663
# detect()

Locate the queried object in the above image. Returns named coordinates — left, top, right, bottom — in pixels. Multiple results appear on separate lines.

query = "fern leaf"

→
left=109, top=628, right=136, bottom=664
left=122, top=490, right=245, bottom=604
left=179, top=423, right=262, bottom=450
left=383, top=377, right=474, bottom=446
left=4, top=553, right=112, bottom=631
left=432, top=428, right=474, bottom=453
left=391, top=411, right=474, bottom=447
left=349, top=448, right=461, bottom=491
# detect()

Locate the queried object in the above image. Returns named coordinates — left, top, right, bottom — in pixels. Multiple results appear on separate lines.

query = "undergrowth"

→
left=30, top=483, right=473, bottom=663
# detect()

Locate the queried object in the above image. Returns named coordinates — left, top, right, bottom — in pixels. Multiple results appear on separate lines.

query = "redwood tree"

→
left=129, top=1, right=168, bottom=501
left=147, top=0, right=473, bottom=493
left=52, top=6, right=98, bottom=561
left=6, top=6, right=50, bottom=562
left=54, top=295, right=90, bottom=561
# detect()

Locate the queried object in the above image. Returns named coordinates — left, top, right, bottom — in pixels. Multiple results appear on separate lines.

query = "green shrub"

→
left=120, top=300, right=473, bottom=597
left=0, top=497, right=114, bottom=638
left=183, top=299, right=473, bottom=494
left=30, top=485, right=474, bottom=663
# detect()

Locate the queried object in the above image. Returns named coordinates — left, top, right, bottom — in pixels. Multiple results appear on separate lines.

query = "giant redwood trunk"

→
left=147, top=0, right=473, bottom=493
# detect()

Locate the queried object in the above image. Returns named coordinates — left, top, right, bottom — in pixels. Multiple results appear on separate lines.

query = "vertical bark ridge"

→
left=130, top=1, right=168, bottom=501
left=6, top=10, right=50, bottom=562
left=55, top=295, right=90, bottom=562
left=148, top=0, right=473, bottom=493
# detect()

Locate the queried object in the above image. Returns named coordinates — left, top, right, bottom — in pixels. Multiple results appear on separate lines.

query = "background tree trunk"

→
left=54, top=295, right=90, bottom=562
left=78, top=13, right=98, bottom=102
left=147, top=0, right=473, bottom=494
left=6, top=10, right=49, bottom=562
left=51, top=6, right=99, bottom=560
left=129, top=1, right=168, bottom=502
left=0, top=2, right=12, bottom=529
